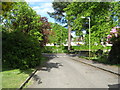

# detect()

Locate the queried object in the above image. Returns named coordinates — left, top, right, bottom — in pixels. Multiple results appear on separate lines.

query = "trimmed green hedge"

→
left=72, top=45, right=111, bottom=51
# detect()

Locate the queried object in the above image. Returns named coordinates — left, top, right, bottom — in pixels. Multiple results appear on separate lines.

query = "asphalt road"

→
left=29, top=56, right=119, bottom=88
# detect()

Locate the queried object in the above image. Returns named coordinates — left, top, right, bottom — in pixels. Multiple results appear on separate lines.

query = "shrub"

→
left=107, top=27, right=120, bottom=64
left=3, top=31, right=42, bottom=69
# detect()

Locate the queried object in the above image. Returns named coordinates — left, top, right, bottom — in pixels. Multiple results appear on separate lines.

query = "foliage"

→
left=2, top=31, right=42, bottom=69
left=64, top=1, right=120, bottom=64
left=48, top=1, right=71, bottom=50
left=49, top=23, right=68, bottom=45
left=39, top=17, right=52, bottom=46
left=2, top=2, right=43, bottom=41
left=2, top=2, right=49, bottom=69
left=2, top=56, right=47, bottom=88
left=107, top=27, right=120, bottom=44
left=107, top=27, right=120, bottom=64
left=48, top=2, right=70, bottom=24
left=64, top=2, right=119, bottom=44
left=1, top=2, right=15, bottom=15
left=72, top=45, right=111, bottom=51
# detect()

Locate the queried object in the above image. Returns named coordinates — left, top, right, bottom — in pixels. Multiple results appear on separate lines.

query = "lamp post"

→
left=81, top=16, right=91, bottom=60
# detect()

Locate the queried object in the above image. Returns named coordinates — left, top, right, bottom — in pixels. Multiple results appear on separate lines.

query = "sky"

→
left=25, top=0, right=120, bottom=23
left=25, top=1, right=79, bottom=37
left=24, top=1, right=77, bottom=37
left=24, top=0, right=120, bottom=37
left=25, top=1, right=55, bottom=23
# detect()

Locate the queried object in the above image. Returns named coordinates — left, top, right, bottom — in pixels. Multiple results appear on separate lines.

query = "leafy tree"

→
left=2, top=2, right=49, bottom=69
left=64, top=1, right=120, bottom=64
left=64, top=2, right=119, bottom=46
left=49, top=23, right=68, bottom=45
left=2, top=2, right=43, bottom=41
left=48, top=2, right=70, bottom=24
left=107, top=27, right=120, bottom=64
left=1, top=2, right=14, bottom=16
left=48, top=1, right=72, bottom=50
left=39, top=17, right=52, bottom=46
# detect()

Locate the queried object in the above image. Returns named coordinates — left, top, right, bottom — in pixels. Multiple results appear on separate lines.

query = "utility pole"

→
left=81, top=16, right=91, bottom=60
left=68, top=21, right=71, bottom=51
left=88, top=17, right=91, bottom=60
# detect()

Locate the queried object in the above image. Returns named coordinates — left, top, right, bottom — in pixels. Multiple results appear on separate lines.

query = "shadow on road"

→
left=32, top=74, right=42, bottom=84
left=108, top=84, right=120, bottom=90
left=40, top=62, right=63, bottom=72
left=31, top=53, right=64, bottom=85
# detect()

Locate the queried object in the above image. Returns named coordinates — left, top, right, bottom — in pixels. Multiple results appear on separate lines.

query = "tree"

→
left=2, top=2, right=48, bottom=69
left=107, top=27, right=120, bottom=64
left=1, top=2, right=15, bottom=16
left=49, top=23, right=68, bottom=45
left=48, top=2, right=70, bottom=23
left=39, top=17, right=52, bottom=46
left=64, top=1, right=120, bottom=64
left=64, top=2, right=119, bottom=46
left=48, top=1, right=71, bottom=50
left=3, top=2, right=43, bottom=41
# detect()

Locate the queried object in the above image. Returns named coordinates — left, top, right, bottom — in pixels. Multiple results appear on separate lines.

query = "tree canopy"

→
left=2, top=2, right=52, bottom=69
left=48, top=2, right=70, bottom=24
left=64, top=2, right=119, bottom=45
left=49, top=23, right=68, bottom=45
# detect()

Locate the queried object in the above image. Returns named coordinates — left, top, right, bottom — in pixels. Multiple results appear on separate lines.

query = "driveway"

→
left=29, top=56, right=119, bottom=88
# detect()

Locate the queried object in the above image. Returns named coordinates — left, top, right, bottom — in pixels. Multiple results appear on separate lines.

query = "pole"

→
left=88, top=17, right=90, bottom=60
left=68, top=21, right=71, bottom=51
left=61, top=27, right=62, bottom=52
left=81, top=16, right=91, bottom=59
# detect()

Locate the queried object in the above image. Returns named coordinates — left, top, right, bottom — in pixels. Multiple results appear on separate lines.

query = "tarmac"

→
left=71, top=56, right=120, bottom=76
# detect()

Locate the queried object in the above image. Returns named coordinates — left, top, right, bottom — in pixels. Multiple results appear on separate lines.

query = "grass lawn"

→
left=2, top=56, right=48, bottom=88
left=2, top=68, right=34, bottom=88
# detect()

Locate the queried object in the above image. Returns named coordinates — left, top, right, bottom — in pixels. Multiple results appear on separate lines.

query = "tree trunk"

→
left=68, top=21, right=71, bottom=51
left=108, top=41, right=120, bottom=64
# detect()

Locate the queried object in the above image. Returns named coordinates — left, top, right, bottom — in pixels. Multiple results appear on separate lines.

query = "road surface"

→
left=29, top=56, right=119, bottom=88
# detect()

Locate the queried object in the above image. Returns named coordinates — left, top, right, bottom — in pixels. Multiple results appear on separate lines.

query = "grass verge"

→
left=2, top=68, right=34, bottom=88
left=79, top=56, right=120, bottom=67
left=2, top=56, right=48, bottom=88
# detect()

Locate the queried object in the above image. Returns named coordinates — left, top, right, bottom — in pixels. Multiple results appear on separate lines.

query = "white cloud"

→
left=39, top=3, right=53, bottom=9
left=25, top=0, right=53, bottom=2
left=32, top=6, right=40, bottom=10
left=31, top=3, right=54, bottom=15
left=26, top=2, right=55, bottom=22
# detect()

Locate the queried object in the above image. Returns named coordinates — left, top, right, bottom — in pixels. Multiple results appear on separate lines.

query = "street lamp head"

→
left=81, top=16, right=90, bottom=19
left=81, top=16, right=86, bottom=18
left=87, top=17, right=90, bottom=19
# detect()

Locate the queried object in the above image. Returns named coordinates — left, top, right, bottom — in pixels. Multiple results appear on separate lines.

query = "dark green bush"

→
left=95, top=49, right=103, bottom=57
left=108, top=42, right=120, bottom=64
left=3, top=31, right=42, bottom=69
